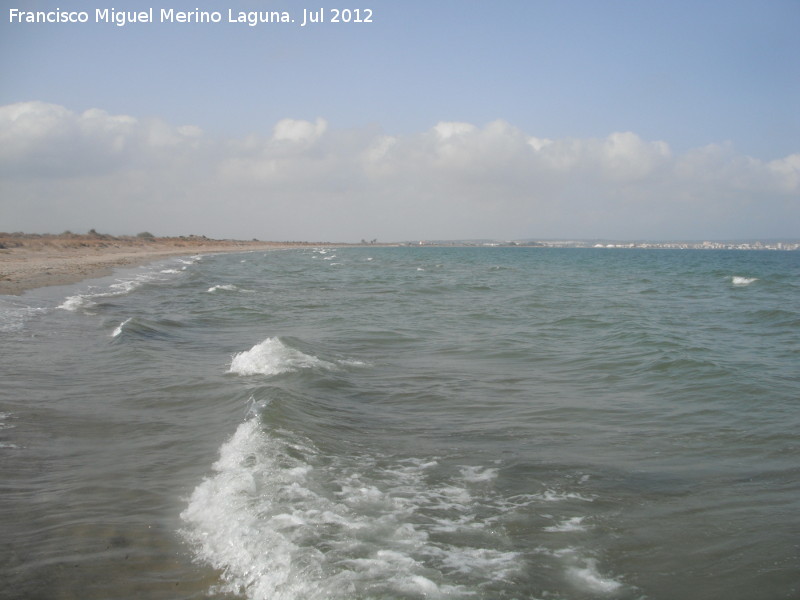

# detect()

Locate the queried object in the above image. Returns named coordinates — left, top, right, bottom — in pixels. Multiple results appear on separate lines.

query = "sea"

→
left=1, top=246, right=798, bottom=600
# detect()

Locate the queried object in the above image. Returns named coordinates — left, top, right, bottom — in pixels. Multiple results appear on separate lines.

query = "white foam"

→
left=459, top=465, right=498, bottom=482
left=535, top=546, right=580, bottom=558
left=339, top=358, right=370, bottom=368
left=109, top=279, right=142, bottom=294
left=181, top=420, right=334, bottom=599
left=399, top=574, right=439, bottom=595
left=0, top=412, right=16, bottom=449
left=732, top=276, right=758, bottom=286
left=58, top=294, right=97, bottom=312
left=567, top=559, right=622, bottom=594
left=59, top=283, right=131, bottom=312
left=544, top=516, right=587, bottom=532
left=178, top=255, right=203, bottom=265
left=0, top=301, right=47, bottom=332
left=208, top=284, right=240, bottom=293
left=58, top=267, right=181, bottom=312
left=538, top=490, right=594, bottom=502
left=228, top=337, right=334, bottom=376
left=111, top=317, right=132, bottom=338
left=181, top=421, right=530, bottom=599
left=439, top=547, right=522, bottom=580
left=532, top=547, right=625, bottom=595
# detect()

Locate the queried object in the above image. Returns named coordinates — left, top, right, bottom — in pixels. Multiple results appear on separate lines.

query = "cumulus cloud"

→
left=272, top=117, right=327, bottom=143
left=0, top=101, right=797, bottom=241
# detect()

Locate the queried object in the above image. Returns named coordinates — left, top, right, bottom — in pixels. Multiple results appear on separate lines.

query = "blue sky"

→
left=1, top=0, right=798, bottom=241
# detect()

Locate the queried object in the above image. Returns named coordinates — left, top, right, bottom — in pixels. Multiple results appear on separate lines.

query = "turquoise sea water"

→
left=1, top=247, right=798, bottom=599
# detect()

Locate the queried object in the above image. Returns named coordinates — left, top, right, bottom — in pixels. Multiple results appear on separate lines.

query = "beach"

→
left=0, top=233, right=325, bottom=295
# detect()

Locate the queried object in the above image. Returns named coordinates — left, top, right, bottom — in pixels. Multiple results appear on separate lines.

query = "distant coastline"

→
left=407, top=239, right=800, bottom=251
left=0, top=232, right=346, bottom=295
left=3, top=231, right=798, bottom=296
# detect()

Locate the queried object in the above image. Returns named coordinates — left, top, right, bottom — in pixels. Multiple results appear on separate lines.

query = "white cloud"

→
left=0, top=101, right=797, bottom=241
left=272, top=117, right=327, bottom=143
left=433, top=121, right=477, bottom=139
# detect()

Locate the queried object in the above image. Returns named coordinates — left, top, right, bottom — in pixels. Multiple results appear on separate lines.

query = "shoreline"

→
left=0, top=233, right=338, bottom=295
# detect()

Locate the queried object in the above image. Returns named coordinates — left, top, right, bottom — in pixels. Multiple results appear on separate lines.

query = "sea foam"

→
left=544, top=516, right=587, bottom=532
left=0, top=300, right=47, bottom=332
left=207, top=284, right=240, bottom=293
left=567, top=558, right=622, bottom=594
left=732, top=276, right=758, bottom=286
left=58, top=293, right=97, bottom=312
left=111, top=317, right=132, bottom=338
left=181, top=419, right=527, bottom=600
left=58, top=265, right=185, bottom=312
left=0, top=412, right=17, bottom=449
left=228, top=337, right=334, bottom=376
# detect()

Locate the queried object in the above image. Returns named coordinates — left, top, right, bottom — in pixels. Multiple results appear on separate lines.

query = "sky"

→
left=1, top=0, right=798, bottom=242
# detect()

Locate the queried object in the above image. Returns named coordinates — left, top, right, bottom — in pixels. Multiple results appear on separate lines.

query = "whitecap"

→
left=58, top=294, right=97, bottom=312
left=0, top=301, right=47, bottom=332
left=109, top=279, right=141, bottom=294
left=182, top=421, right=528, bottom=599
left=58, top=268, right=173, bottom=312
left=337, top=358, right=370, bottom=368
left=732, top=276, right=758, bottom=286
left=208, top=284, right=239, bottom=293
left=178, top=255, right=203, bottom=265
left=0, top=412, right=16, bottom=449
left=181, top=420, right=331, bottom=599
left=567, top=559, right=622, bottom=594
left=439, top=547, right=522, bottom=580
left=459, top=465, right=498, bottom=482
left=228, top=337, right=334, bottom=376
left=111, top=317, right=132, bottom=338
left=544, top=516, right=587, bottom=532
left=397, top=574, right=440, bottom=595
left=538, top=490, right=595, bottom=502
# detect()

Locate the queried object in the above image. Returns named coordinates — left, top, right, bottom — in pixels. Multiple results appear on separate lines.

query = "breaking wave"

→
left=228, top=337, right=336, bottom=376
left=732, top=275, right=758, bottom=286
left=180, top=418, right=566, bottom=600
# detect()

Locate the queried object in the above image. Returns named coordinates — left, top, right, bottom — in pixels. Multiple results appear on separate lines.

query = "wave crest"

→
left=228, top=337, right=333, bottom=376
left=732, top=276, right=758, bottom=286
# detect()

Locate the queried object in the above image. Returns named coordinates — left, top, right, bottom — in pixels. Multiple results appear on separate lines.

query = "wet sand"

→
left=0, top=233, right=328, bottom=295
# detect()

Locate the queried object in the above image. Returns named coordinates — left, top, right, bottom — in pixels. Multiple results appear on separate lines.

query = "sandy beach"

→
left=0, top=233, right=325, bottom=295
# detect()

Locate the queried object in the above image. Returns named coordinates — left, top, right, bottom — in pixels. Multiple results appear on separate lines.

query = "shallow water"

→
left=1, top=247, right=798, bottom=599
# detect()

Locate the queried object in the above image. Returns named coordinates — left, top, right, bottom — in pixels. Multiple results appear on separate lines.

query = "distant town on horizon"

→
left=407, top=239, right=800, bottom=251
